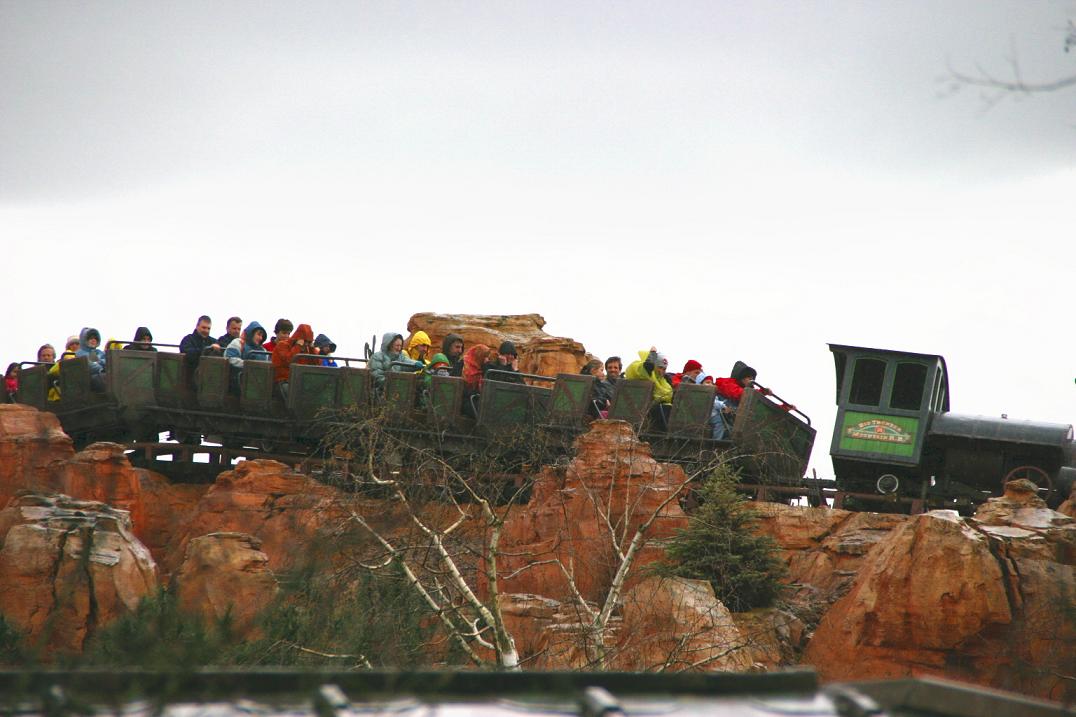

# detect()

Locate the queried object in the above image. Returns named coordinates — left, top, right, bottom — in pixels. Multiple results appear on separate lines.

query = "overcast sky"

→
left=2, top=1, right=1074, bottom=476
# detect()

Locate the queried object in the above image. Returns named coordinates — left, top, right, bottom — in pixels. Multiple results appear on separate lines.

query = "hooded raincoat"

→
left=462, top=344, right=491, bottom=393
left=225, top=321, right=269, bottom=369
left=75, top=328, right=106, bottom=375
left=625, top=349, right=673, bottom=405
left=370, top=332, right=423, bottom=388
left=314, top=334, right=338, bottom=367
left=272, top=323, right=316, bottom=384
left=406, top=331, right=433, bottom=364
left=441, top=333, right=465, bottom=377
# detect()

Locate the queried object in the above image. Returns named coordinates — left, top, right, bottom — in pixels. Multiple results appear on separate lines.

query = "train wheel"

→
left=1002, top=465, right=1053, bottom=499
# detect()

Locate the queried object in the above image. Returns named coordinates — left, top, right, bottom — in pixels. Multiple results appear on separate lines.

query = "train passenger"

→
left=180, top=316, right=222, bottom=372
left=37, top=345, right=55, bottom=364
left=461, top=344, right=490, bottom=417
left=48, top=347, right=77, bottom=401
left=442, top=333, right=465, bottom=377
left=697, top=373, right=730, bottom=440
left=4, top=363, right=18, bottom=402
left=483, top=341, right=524, bottom=384
left=217, top=316, right=243, bottom=348
left=604, top=356, right=622, bottom=381
left=429, top=353, right=452, bottom=377
left=124, top=327, right=156, bottom=352
left=64, top=336, right=80, bottom=355
left=406, top=331, right=433, bottom=365
left=314, top=334, right=337, bottom=367
left=76, top=327, right=108, bottom=391
left=715, top=360, right=795, bottom=415
left=625, top=348, right=673, bottom=430
left=272, top=323, right=317, bottom=398
left=370, top=332, right=424, bottom=390
left=225, top=321, right=268, bottom=394
left=264, top=319, right=293, bottom=354
left=671, top=359, right=704, bottom=388
left=581, top=359, right=611, bottom=418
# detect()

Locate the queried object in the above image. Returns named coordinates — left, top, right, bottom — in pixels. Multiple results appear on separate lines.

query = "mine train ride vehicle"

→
left=11, top=341, right=1074, bottom=512
left=829, top=344, right=1074, bottom=511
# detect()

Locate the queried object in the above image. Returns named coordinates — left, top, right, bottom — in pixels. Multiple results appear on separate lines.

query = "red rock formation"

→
left=406, top=313, right=591, bottom=377
left=805, top=480, right=1076, bottom=702
left=173, top=532, right=279, bottom=635
left=166, top=459, right=347, bottom=574
left=754, top=503, right=907, bottom=604
left=0, top=405, right=73, bottom=507
left=497, top=420, right=689, bottom=605
left=615, top=576, right=754, bottom=672
left=0, top=493, right=157, bottom=655
left=55, top=442, right=208, bottom=570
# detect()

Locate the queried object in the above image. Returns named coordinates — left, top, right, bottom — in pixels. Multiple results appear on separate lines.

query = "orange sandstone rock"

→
left=0, top=405, right=73, bottom=507
left=406, top=313, right=591, bottom=377
left=0, top=493, right=156, bottom=655
left=754, top=503, right=907, bottom=603
left=805, top=481, right=1076, bottom=702
left=173, top=532, right=279, bottom=635
left=166, top=459, right=346, bottom=574
left=497, top=420, right=689, bottom=605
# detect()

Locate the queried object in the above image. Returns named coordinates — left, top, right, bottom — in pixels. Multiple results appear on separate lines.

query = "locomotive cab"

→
left=828, top=344, right=948, bottom=507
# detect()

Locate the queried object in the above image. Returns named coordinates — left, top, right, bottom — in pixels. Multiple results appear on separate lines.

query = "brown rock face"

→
left=754, top=503, right=907, bottom=605
left=805, top=495, right=1076, bottom=702
left=167, top=459, right=345, bottom=574
left=173, top=532, right=279, bottom=635
left=615, top=577, right=754, bottom=672
left=0, top=405, right=74, bottom=508
left=1059, top=482, right=1076, bottom=519
left=56, top=442, right=208, bottom=570
left=406, top=313, right=591, bottom=377
left=497, top=420, right=689, bottom=605
left=0, top=493, right=157, bottom=654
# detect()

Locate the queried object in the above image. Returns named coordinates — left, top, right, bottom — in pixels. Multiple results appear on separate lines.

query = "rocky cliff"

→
left=0, top=403, right=1071, bottom=701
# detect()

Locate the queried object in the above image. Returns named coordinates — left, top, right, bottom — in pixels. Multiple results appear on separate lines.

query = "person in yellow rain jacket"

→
left=626, top=347, right=675, bottom=430
left=625, top=347, right=673, bottom=405
left=406, top=331, right=433, bottom=366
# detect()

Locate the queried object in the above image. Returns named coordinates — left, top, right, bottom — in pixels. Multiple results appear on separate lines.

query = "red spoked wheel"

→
left=1002, top=465, right=1053, bottom=499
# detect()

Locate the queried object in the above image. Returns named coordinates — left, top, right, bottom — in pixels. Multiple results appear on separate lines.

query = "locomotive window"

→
left=849, top=358, right=885, bottom=406
left=891, top=362, right=927, bottom=410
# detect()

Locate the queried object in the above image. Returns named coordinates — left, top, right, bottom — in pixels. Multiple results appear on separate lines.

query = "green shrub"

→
left=661, top=465, right=787, bottom=612
left=79, top=563, right=439, bottom=669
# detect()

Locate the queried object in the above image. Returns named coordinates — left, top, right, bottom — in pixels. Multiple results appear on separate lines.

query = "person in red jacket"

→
left=715, top=360, right=795, bottom=414
left=272, top=323, right=318, bottom=398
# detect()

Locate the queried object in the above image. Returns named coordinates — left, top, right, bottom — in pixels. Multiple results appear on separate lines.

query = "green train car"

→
left=12, top=344, right=815, bottom=486
left=830, top=344, right=1075, bottom=510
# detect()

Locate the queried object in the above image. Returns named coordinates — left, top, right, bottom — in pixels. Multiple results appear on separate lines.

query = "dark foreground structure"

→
left=0, top=669, right=1070, bottom=717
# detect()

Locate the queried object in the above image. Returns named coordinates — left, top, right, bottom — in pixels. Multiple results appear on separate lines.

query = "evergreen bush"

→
left=661, top=464, right=787, bottom=612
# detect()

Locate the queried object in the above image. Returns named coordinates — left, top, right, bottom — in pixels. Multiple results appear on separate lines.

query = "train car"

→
left=13, top=344, right=816, bottom=486
left=829, top=344, right=1074, bottom=511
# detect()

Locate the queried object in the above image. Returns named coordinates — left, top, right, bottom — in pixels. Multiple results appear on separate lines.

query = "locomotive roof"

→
left=828, top=343, right=950, bottom=412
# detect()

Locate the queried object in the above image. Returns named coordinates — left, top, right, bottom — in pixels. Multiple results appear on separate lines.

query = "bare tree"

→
left=942, top=20, right=1076, bottom=109
left=316, top=410, right=761, bottom=671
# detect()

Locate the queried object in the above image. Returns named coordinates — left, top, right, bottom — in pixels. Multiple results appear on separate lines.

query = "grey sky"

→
left=2, top=1, right=1074, bottom=475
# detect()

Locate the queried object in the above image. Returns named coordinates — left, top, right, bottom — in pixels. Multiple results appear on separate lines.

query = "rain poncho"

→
left=625, top=349, right=673, bottom=405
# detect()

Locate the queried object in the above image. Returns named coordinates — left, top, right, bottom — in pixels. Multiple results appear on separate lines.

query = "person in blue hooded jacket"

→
left=75, top=327, right=107, bottom=391
left=224, top=321, right=269, bottom=394
left=370, top=332, right=423, bottom=390
left=314, top=334, right=338, bottom=367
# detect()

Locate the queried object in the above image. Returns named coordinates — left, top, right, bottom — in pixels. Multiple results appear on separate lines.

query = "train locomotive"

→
left=828, top=344, right=1075, bottom=511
